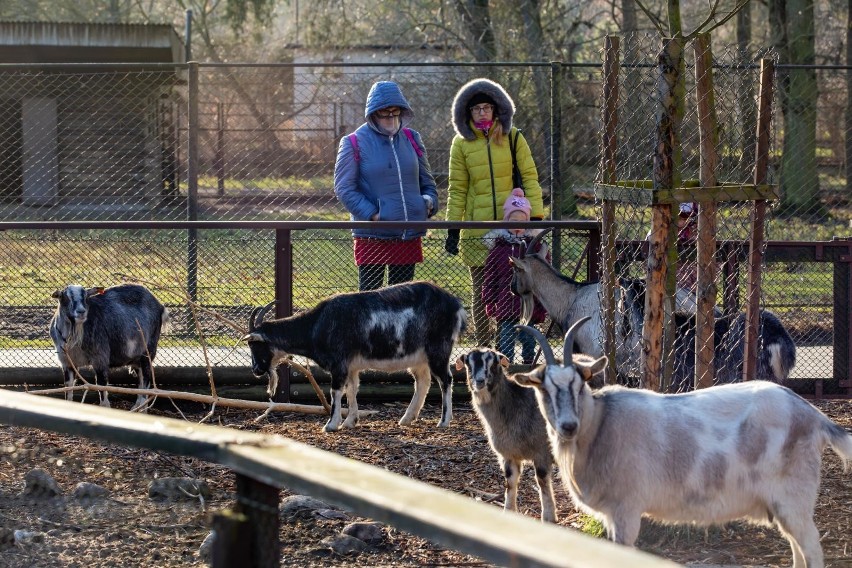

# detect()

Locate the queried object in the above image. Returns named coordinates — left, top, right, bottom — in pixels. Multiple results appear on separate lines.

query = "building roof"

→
left=0, top=21, right=184, bottom=63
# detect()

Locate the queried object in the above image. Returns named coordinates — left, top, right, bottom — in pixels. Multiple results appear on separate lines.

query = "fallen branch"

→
left=25, top=384, right=373, bottom=420
left=282, top=356, right=331, bottom=413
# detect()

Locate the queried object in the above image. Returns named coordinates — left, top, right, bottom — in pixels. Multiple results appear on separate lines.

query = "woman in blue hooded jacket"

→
left=334, top=81, right=439, bottom=291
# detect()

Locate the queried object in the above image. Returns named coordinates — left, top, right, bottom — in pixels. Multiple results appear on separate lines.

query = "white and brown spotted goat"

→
left=513, top=317, right=852, bottom=568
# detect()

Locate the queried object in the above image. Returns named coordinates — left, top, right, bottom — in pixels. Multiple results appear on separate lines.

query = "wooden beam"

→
left=693, top=33, right=719, bottom=390
left=743, top=59, right=775, bottom=381
left=600, top=35, right=620, bottom=385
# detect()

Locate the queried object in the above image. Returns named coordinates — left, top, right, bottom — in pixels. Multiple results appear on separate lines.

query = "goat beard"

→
left=64, top=319, right=85, bottom=349
left=519, top=294, right=535, bottom=326
left=266, top=367, right=279, bottom=399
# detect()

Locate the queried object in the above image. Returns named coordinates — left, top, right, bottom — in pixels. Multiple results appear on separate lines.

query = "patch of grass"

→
left=577, top=514, right=607, bottom=539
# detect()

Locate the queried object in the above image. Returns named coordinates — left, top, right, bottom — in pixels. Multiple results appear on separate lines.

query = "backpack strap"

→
left=402, top=128, right=424, bottom=157
left=349, top=128, right=422, bottom=163
left=347, top=133, right=360, bottom=163
left=509, top=128, right=524, bottom=190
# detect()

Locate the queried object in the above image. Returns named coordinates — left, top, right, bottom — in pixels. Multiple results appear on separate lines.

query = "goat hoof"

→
left=398, top=417, right=414, bottom=427
left=323, top=422, right=340, bottom=433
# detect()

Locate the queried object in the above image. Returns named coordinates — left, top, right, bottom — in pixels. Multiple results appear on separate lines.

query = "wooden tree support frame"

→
left=595, top=35, right=777, bottom=392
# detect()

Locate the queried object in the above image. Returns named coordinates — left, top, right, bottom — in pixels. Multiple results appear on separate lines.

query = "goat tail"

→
left=453, top=308, right=468, bottom=342
left=825, top=421, right=852, bottom=473
left=767, top=340, right=796, bottom=381
left=160, top=307, right=173, bottom=334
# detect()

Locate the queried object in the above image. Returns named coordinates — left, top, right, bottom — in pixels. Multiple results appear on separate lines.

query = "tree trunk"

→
left=779, top=0, right=824, bottom=219
left=737, top=1, right=756, bottom=170
left=453, top=0, right=496, bottom=62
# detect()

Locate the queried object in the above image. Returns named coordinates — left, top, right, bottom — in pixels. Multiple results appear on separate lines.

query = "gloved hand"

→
left=445, top=229, right=460, bottom=255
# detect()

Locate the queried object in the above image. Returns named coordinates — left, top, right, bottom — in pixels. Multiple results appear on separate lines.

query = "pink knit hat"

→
left=503, top=188, right=531, bottom=220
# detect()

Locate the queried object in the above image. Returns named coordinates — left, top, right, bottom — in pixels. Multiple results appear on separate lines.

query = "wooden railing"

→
left=0, top=388, right=679, bottom=568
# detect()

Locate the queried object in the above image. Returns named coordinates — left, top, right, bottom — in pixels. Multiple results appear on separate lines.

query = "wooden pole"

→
left=645, top=37, right=683, bottom=391
left=693, top=34, right=719, bottom=389
left=600, top=36, right=620, bottom=385
left=743, top=59, right=775, bottom=381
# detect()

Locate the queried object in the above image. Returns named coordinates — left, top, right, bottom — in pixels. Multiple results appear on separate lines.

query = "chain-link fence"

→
left=0, top=52, right=850, bottom=393
left=593, top=35, right=848, bottom=394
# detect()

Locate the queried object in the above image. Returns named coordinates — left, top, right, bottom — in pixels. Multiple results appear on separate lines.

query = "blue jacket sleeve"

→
left=333, top=134, right=379, bottom=221
left=411, top=130, right=438, bottom=218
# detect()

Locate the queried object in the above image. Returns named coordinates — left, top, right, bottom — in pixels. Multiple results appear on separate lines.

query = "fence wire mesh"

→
left=596, top=35, right=836, bottom=391
left=0, top=55, right=847, bottom=391
left=0, top=226, right=595, bottom=375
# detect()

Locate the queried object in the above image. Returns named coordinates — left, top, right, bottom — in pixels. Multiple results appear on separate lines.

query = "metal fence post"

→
left=273, top=228, right=294, bottom=403
left=550, top=61, right=564, bottom=271
left=187, top=61, right=199, bottom=302
left=234, top=473, right=281, bottom=568
left=833, top=237, right=852, bottom=394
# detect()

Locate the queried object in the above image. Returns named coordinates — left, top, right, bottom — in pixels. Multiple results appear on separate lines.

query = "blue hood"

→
left=365, top=81, right=414, bottom=127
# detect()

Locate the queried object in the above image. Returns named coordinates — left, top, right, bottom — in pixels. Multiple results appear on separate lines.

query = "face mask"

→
left=474, top=120, right=493, bottom=132
left=377, top=116, right=400, bottom=136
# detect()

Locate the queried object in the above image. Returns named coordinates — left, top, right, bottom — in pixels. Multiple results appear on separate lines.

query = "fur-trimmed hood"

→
left=482, top=227, right=545, bottom=250
left=452, top=78, right=515, bottom=140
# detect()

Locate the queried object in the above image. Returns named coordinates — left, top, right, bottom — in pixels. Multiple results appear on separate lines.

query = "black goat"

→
left=243, top=281, right=467, bottom=432
left=49, top=284, right=168, bottom=411
left=619, top=278, right=796, bottom=390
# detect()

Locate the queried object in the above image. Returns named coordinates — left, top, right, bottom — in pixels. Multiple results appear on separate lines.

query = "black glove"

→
left=445, top=229, right=460, bottom=255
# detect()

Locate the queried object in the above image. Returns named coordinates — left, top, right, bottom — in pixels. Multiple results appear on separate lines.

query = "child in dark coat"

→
left=481, top=188, right=547, bottom=364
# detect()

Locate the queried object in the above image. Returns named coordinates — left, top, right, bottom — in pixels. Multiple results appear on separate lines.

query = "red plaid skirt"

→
left=353, top=237, right=423, bottom=266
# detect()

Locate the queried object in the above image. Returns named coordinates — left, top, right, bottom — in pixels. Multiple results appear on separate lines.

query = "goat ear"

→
left=85, top=287, right=104, bottom=297
left=510, top=369, right=543, bottom=388
left=499, top=354, right=510, bottom=368
left=51, top=289, right=62, bottom=299
left=575, top=356, right=608, bottom=382
left=454, top=356, right=465, bottom=371
left=242, top=332, right=265, bottom=342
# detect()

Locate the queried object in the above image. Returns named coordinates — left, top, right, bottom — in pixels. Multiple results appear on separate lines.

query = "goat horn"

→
left=562, top=316, right=592, bottom=363
left=515, top=325, right=556, bottom=365
left=249, top=300, right=276, bottom=331
left=522, top=227, right=552, bottom=258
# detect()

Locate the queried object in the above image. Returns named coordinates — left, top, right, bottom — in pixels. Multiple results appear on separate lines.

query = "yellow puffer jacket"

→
left=446, top=125, right=544, bottom=266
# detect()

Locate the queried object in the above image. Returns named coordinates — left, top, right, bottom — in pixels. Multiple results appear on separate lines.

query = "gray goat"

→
left=455, top=348, right=556, bottom=522
left=50, top=284, right=168, bottom=411
left=513, top=317, right=852, bottom=568
left=509, top=229, right=694, bottom=378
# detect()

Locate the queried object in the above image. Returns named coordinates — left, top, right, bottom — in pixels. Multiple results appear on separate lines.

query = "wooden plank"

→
left=593, top=184, right=779, bottom=205
left=0, top=389, right=680, bottom=568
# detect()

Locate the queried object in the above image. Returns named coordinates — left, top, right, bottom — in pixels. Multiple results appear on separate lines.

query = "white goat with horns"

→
left=512, top=317, right=852, bottom=568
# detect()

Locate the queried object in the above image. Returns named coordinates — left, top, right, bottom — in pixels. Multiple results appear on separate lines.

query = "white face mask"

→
left=377, top=116, right=400, bottom=135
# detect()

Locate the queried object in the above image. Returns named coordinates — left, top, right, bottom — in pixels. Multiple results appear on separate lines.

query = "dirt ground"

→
left=0, top=395, right=850, bottom=568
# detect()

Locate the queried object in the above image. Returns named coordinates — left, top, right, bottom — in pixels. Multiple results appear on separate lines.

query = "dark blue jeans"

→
left=358, top=264, right=416, bottom=291
left=496, top=319, right=537, bottom=364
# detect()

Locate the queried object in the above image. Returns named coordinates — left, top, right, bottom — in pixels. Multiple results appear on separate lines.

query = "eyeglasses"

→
left=470, top=104, right=494, bottom=114
left=375, top=109, right=401, bottom=118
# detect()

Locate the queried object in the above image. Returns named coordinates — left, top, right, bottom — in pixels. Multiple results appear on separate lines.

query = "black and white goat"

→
left=50, top=284, right=168, bottom=411
left=513, top=318, right=852, bottom=568
left=455, top=349, right=556, bottom=522
left=243, top=281, right=467, bottom=432
left=618, top=276, right=796, bottom=390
